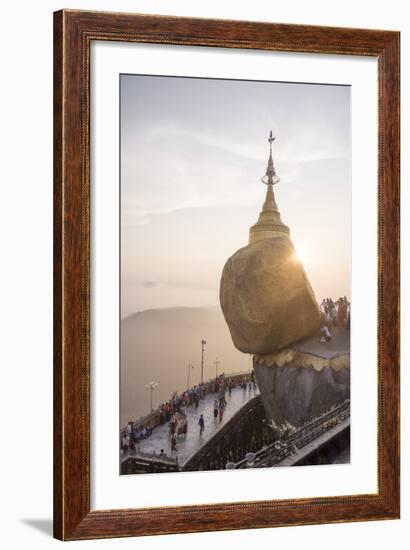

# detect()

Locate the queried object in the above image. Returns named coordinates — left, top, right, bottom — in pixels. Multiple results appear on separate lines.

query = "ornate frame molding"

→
left=54, top=9, right=400, bottom=540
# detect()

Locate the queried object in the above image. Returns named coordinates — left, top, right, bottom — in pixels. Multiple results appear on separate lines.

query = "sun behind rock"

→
left=220, top=237, right=320, bottom=355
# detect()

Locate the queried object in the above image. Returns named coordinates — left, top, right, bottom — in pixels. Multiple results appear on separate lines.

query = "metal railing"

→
left=233, top=400, right=350, bottom=469
left=121, top=447, right=178, bottom=466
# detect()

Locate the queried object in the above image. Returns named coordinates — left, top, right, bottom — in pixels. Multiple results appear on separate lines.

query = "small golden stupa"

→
left=249, top=131, right=290, bottom=244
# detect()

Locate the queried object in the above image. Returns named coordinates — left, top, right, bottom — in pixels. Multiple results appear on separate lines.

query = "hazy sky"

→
left=120, top=74, right=351, bottom=318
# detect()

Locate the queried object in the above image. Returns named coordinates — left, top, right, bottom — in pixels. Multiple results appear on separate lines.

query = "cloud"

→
left=120, top=76, right=351, bottom=313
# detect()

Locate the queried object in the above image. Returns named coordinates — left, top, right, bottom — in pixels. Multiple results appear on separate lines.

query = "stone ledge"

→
left=254, top=349, right=350, bottom=372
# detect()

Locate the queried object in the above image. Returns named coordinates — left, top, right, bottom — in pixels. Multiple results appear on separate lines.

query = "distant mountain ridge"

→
left=122, top=304, right=219, bottom=321
left=121, top=305, right=249, bottom=425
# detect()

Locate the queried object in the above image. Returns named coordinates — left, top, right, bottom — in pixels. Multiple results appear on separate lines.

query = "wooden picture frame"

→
left=53, top=9, right=400, bottom=541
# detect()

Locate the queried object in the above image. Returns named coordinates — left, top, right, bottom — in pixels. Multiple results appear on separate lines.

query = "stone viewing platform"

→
left=255, top=326, right=350, bottom=368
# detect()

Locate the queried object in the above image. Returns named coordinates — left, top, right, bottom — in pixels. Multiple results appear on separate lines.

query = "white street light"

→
left=214, top=357, right=220, bottom=378
left=145, top=381, right=158, bottom=412
left=200, top=340, right=206, bottom=384
left=187, top=364, right=195, bottom=390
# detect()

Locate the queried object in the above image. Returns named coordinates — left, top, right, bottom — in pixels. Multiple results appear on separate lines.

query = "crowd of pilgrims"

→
left=121, top=372, right=256, bottom=456
left=319, top=296, right=350, bottom=343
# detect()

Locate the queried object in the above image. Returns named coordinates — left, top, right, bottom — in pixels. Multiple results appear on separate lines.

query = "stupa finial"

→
left=261, top=130, right=280, bottom=186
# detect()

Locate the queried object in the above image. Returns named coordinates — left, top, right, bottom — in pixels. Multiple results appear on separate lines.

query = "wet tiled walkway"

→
left=138, top=384, right=259, bottom=466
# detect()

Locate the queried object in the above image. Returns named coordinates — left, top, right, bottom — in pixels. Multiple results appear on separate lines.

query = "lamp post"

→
left=145, top=381, right=158, bottom=413
left=214, top=357, right=220, bottom=378
left=200, top=339, right=206, bottom=384
left=187, top=364, right=195, bottom=390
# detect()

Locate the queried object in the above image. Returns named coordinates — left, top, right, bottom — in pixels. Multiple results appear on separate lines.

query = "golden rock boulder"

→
left=219, top=236, right=320, bottom=354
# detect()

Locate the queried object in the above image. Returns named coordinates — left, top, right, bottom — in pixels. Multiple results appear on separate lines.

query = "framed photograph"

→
left=54, top=9, right=400, bottom=540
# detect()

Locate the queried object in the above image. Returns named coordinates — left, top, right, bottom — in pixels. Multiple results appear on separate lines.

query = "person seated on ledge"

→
left=132, top=426, right=141, bottom=442
left=319, top=324, right=332, bottom=343
left=121, top=433, right=130, bottom=453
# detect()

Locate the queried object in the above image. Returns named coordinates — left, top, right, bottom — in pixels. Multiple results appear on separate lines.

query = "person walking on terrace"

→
left=213, top=399, right=219, bottom=421
left=198, top=413, right=205, bottom=435
left=219, top=400, right=225, bottom=422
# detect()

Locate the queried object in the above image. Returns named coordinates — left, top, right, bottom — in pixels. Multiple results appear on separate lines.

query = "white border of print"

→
left=90, top=41, right=378, bottom=511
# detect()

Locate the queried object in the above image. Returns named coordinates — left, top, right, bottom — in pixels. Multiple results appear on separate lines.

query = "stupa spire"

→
left=263, top=130, right=279, bottom=186
left=249, top=131, right=289, bottom=245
